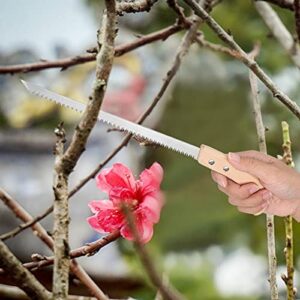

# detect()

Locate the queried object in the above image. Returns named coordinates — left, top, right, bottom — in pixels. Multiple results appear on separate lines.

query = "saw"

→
left=21, top=80, right=262, bottom=188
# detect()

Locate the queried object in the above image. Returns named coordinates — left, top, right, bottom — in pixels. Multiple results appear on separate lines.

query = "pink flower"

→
left=87, top=162, right=164, bottom=244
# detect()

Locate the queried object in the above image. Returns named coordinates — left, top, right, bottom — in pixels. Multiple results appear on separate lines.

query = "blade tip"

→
left=20, top=79, right=29, bottom=89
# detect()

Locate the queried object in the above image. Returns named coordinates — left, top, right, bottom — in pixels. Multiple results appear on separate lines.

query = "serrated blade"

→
left=21, top=80, right=200, bottom=160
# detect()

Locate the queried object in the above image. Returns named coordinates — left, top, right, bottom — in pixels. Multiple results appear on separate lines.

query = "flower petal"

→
left=96, top=163, right=136, bottom=193
left=88, top=200, right=114, bottom=214
left=139, top=162, right=163, bottom=194
left=88, top=208, right=125, bottom=233
left=140, top=194, right=164, bottom=223
left=97, top=209, right=125, bottom=232
left=87, top=215, right=107, bottom=233
left=109, top=187, right=135, bottom=205
left=120, top=212, right=154, bottom=244
left=139, top=220, right=154, bottom=244
left=95, top=167, right=112, bottom=193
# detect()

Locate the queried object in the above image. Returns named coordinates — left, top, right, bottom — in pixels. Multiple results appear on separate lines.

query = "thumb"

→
left=228, top=152, right=270, bottom=182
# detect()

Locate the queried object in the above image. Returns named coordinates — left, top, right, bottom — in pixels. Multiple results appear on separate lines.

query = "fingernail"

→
left=262, top=191, right=272, bottom=201
left=228, top=152, right=240, bottom=164
left=249, top=186, right=260, bottom=194
left=219, top=177, right=227, bottom=188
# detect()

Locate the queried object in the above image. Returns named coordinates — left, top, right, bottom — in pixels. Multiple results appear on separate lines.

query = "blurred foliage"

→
left=122, top=240, right=260, bottom=299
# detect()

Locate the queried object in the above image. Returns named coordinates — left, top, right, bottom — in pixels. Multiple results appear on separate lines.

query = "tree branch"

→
left=254, top=1, right=300, bottom=68
left=0, top=284, right=97, bottom=300
left=116, top=0, right=159, bottom=14
left=122, top=206, right=185, bottom=300
left=0, top=231, right=120, bottom=274
left=248, top=46, right=279, bottom=300
left=59, top=0, right=113, bottom=176
left=52, top=123, right=71, bottom=299
left=167, top=0, right=192, bottom=27
left=255, top=0, right=294, bottom=11
left=0, top=188, right=108, bottom=299
left=294, top=0, right=300, bottom=43
left=195, top=31, right=239, bottom=57
left=183, top=0, right=300, bottom=120
left=281, top=121, right=296, bottom=300
left=0, top=240, right=52, bottom=300
left=0, top=22, right=185, bottom=75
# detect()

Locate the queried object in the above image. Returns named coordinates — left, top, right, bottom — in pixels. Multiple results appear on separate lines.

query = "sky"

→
left=0, top=0, right=98, bottom=58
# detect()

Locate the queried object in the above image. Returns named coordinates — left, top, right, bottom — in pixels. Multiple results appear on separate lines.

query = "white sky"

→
left=0, top=0, right=98, bottom=58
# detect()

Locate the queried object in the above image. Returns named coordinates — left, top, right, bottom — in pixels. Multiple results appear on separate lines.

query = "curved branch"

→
left=0, top=22, right=185, bottom=75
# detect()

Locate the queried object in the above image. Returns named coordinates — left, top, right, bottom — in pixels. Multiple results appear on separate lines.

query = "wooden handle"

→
left=198, top=144, right=263, bottom=189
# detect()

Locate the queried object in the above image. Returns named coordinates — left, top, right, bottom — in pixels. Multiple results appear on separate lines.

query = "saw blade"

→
left=21, top=80, right=200, bottom=160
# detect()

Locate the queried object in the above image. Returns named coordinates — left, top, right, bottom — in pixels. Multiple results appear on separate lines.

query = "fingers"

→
left=227, top=152, right=275, bottom=183
left=211, top=171, right=227, bottom=188
left=237, top=203, right=268, bottom=215
left=211, top=164, right=300, bottom=218
left=211, top=171, right=262, bottom=199
left=228, top=189, right=271, bottom=208
left=211, top=170, right=270, bottom=216
left=234, top=150, right=276, bottom=164
left=264, top=197, right=299, bottom=217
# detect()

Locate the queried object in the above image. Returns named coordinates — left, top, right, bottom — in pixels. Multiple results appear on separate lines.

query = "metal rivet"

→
left=223, top=166, right=230, bottom=172
left=208, top=160, right=215, bottom=165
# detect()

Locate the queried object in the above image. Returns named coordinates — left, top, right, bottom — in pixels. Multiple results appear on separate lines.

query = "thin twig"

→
left=0, top=205, right=56, bottom=241
left=122, top=205, right=185, bottom=300
left=0, top=188, right=108, bottom=299
left=52, top=123, right=70, bottom=299
left=0, top=240, right=52, bottom=300
left=0, top=21, right=185, bottom=75
left=0, top=231, right=120, bottom=274
left=281, top=121, right=296, bottom=300
left=294, top=0, right=300, bottom=43
left=203, top=0, right=214, bottom=12
left=195, top=32, right=239, bottom=58
left=254, top=1, right=300, bottom=68
left=167, top=0, right=192, bottom=27
left=248, top=46, right=279, bottom=300
left=184, top=0, right=300, bottom=120
left=255, top=0, right=294, bottom=11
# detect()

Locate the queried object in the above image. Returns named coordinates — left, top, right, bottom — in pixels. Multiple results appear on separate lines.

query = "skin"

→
left=211, top=151, right=300, bottom=221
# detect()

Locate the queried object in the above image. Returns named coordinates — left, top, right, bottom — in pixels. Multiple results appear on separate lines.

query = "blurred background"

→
left=1, top=0, right=300, bottom=299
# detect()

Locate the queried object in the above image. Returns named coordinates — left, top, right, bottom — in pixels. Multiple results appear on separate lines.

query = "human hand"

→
left=211, top=151, right=300, bottom=220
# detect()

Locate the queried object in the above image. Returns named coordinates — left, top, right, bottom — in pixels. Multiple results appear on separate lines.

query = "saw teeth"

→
left=100, top=118, right=193, bottom=158
left=21, top=80, right=199, bottom=160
